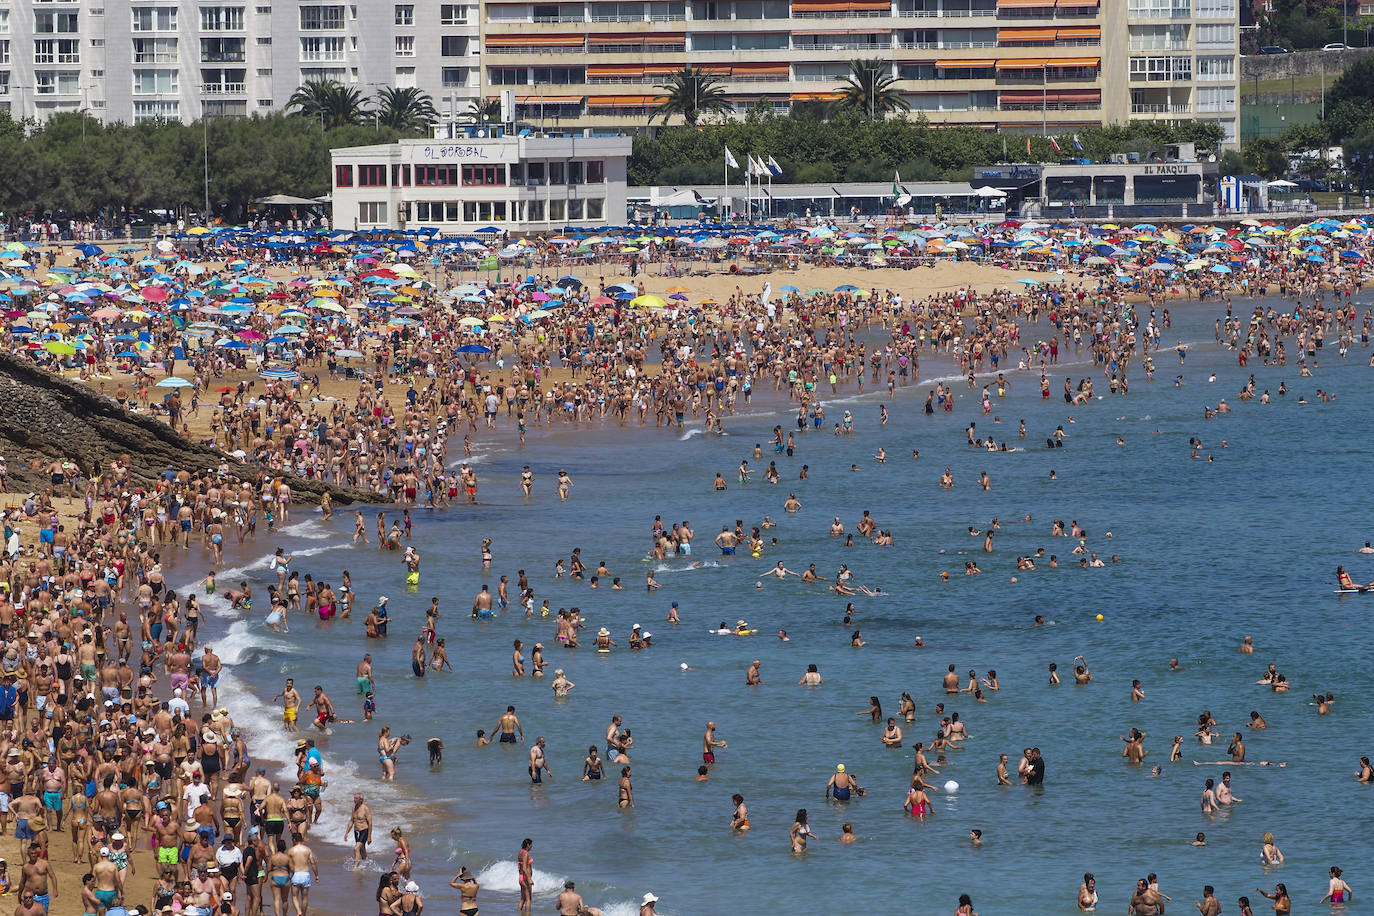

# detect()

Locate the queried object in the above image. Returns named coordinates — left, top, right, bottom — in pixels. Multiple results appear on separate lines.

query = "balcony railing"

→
left=1130, top=102, right=1191, bottom=112
left=794, top=7, right=890, bottom=16
left=202, top=82, right=246, bottom=94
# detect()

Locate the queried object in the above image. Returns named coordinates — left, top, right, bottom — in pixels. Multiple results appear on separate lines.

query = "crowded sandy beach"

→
left=0, top=215, right=1370, bottom=915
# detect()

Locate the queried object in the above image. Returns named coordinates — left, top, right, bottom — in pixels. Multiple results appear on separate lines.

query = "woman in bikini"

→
left=376, top=872, right=401, bottom=916
left=789, top=809, right=815, bottom=853
left=517, top=838, right=534, bottom=914
left=730, top=794, right=750, bottom=832
left=391, top=827, right=412, bottom=880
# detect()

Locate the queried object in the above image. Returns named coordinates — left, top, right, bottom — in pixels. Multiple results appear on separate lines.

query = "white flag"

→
left=724, top=146, right=739, bottom=169
left=761, top=281, right=772, bottom=307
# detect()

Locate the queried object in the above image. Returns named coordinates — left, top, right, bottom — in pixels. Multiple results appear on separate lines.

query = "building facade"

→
left=477, top=0, right=1240, bottom=144
left=0, top=0, right=479, bottom=124
left=329, top=134, right=630, bottom=232
left=0, top=0, right=1237, bottom=144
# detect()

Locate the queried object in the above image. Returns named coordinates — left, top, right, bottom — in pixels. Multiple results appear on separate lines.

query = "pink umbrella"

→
left=530, top=291, right=552, bottom=302
left=141, top=286, right=168, bottom=302
left=237, top=329, right=265, bottom=340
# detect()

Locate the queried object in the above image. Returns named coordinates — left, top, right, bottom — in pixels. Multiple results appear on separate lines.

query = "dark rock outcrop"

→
left=0, top=352, right=382, bottom=505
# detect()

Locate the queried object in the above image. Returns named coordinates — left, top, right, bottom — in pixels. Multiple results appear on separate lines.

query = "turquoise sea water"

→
left=200, top=301, right=1374, bottom=916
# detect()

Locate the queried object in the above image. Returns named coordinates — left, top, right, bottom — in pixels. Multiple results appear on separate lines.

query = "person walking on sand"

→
left=287, top=833, right=318, bottom=916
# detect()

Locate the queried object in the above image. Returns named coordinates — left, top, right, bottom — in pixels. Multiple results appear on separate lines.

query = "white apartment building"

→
left=0, top=0, right=479, bottom=123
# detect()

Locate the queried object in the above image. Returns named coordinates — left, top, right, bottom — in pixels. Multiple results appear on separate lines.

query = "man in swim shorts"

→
left=287, top=835, right=317, bottom=916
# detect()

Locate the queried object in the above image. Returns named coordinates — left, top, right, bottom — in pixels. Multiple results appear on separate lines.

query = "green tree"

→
left=373, top=87, right=438, bottom=133
left=286, top=80, right=370, bottom=128
left=651, top=66, right=732, bottom=126
left=465, top=98, right=502, bottom=124
left=836, top=59, right=910, bottom=119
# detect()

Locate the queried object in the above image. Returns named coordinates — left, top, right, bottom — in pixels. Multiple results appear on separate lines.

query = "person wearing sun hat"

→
left=640, top=892, right=659, bottom=915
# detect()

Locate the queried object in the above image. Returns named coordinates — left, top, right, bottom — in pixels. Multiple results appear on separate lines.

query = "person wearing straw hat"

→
left=639, top=892, right=659, bottom=915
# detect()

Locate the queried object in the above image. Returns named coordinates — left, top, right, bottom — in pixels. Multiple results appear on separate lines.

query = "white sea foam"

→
left=475, top=861, right=567, bottom=896
left=278, top=519, right=333, bottom=540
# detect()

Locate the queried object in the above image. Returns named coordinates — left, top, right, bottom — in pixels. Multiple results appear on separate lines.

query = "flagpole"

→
left=724, top=151, right=730, bottom=224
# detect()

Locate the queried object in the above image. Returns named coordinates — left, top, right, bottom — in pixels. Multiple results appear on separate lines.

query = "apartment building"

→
left=478, top=0, right=1240, bottom=144
left=0, top=0, right=1238, bottom=146
left=0, top=0, right=479, bottom=123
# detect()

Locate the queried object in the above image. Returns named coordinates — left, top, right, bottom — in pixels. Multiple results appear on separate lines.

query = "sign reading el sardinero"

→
left=420, top=145, right=493, bottom=160
left=1141, top=164, right=1195, bottom=175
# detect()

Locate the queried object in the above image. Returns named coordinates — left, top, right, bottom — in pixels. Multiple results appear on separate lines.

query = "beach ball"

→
left=944, top=780, right=959, bottom=794
left=1096, top=614, right=1104, bottom=621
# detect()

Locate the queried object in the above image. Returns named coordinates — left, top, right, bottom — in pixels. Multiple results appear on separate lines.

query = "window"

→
left=131, top=8, right=177, bottom=31
left=256, top=6, right=272, bottom=13
left=395, top=66, right=415, bottom=87
left=440, top=4, right=467, bottom=23
left=0, top=73, right=11, bottom=96
left=1195, top=0, right=1234, bottom=15
left=1195, top=23, right=1234, bottom=48
left=299, top=5, right=345, bottom=29
left=1129, top=54, right=1191, bottom=81
left=415, top=164, right=458, bottom=185
left=300, top=66, right=347, bottom=82
left=510, top=163, right=524, bottom=184
left=462, top=164, right=506, bottom=185
left=35, top=70, right=81, bottom=94
left=441, top=66, right=467, bottom=86
left=395, top=36, right=414, bottom=56
left=567, top=198, right=583, bottom=220
left=390, top=163, right=411, bottom=185
left=357, top=164, right=387, bottom=186
left=548, top=199, right=565, bottom=222
left=133, top=69, right=178, bottom=94
left=440, top=36, right=467, bottom=56
left=34, top=12, right=79, bottom=32
left=1196, top=54, right=1234, bottom=81
left=90, top=38, right=104, bottom=47
left=134, top=100, right=180, bottom=120
left=0, top=41, right=8, bottom=65
left=133, top=37, right=178, bottom=63
left=34, top=38, right=79, bottom=63
left=1127, top=0, right=1189, bottom=15
left=300, top=36, right=347, bottom=61
left=0, top=11, right=8, bottom=34
left=488, top=67, right=524, bottom=86
left=1195, top=85, right=1234, bottom=111
left=359, top=201, right=387, bottom=223
left=527, top=199, right=544, bottom=221
left=587, top=160, right=605, bottom=182
left=548, top=161, right=564, bottom=185
left=335, top=164, right=354, bottom=186
left=202, top=68, right=247, bottom=91
left=92, top=69, right=104, bottom=77
left=256, top=67, right=273, bottom=76
left=258, top=98, right=273, bottom=107
left=532, top=66, right=582, bottom=84
left=586, top=198, right=603, bottom=220
left=201, top=7, right=246, bottom=30
left=394, top=4, right=413, bottom=24
left=566, top=161, right=583, bottom=185
left=257, top=37, right=272, bottom=44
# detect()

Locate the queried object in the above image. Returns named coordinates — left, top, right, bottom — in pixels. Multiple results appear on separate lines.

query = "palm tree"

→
left=836, top=59, right=909, bottom=119
left=286, top=79, right=370, bottom=128
left=464, top=98, right=502, bottom=125
left=651, top=66, right=732, bottom=126
left=373, top=87, right=439, bottom=133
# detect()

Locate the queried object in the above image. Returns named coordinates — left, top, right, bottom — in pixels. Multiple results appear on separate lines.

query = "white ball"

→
left=680, top=663, right=690, bottom=670
left=944, top=780, right=959, bottom=794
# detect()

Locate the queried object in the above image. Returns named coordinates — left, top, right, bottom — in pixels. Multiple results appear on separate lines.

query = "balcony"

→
left=1130, top=102, right=1190, bottom=112
left=794, top=8, right=891, bottom=16
left=202, top=82, right=246, bottom=94
left=1129, top=41, right=1189, bottom=50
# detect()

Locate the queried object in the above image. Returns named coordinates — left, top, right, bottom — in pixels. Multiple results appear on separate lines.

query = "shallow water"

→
left=204, top=300, right=1374, bottom=915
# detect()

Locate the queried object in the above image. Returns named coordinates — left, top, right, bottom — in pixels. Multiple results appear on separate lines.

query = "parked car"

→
left=1322, top=42, right=1350, bottom=51
left=1257, top=46, right=1291, bottom=54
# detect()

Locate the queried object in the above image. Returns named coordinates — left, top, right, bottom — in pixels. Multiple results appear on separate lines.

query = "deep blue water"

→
left=203, top=301, right=1374, bottom=916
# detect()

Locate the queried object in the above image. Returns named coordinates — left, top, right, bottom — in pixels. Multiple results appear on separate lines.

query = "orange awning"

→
left=731, top=62, right=791, bottom=75
left=486, top=34, right=583, bottom=46
left=515, top=95, right=582, bottom=104
left=587, top=64, right=645, bottom=77
left=997, top=58, right=1048, bottom=68
left=997, top=0, right=1055, bottom=6
left=1056, top=26, right=1101, bottom=38
left=1055, top=0, right=1099, bottom=6
left=998, top=28, right=1057, bottom=41
left=790, top=92, right=843, bottom=101
left=1048, top=57, right=1100, bottom=67
left=937, top=58, right=996, bottom=68
left=585, top=95, right=662, bottom=108
left=589, top=31, right=684, bottom=40
left=1000, top=91, right=1047, bottom=104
